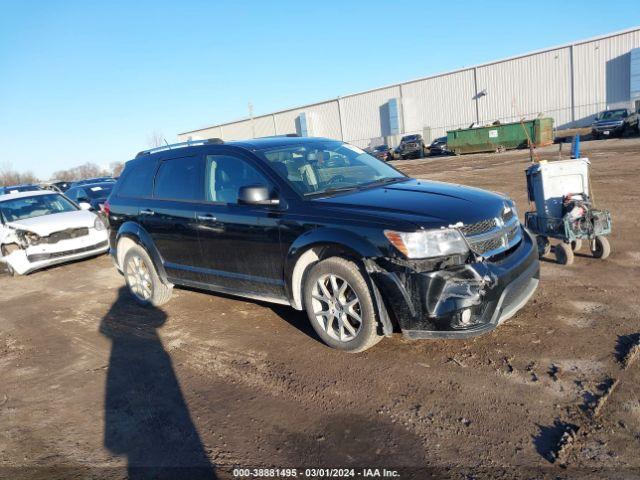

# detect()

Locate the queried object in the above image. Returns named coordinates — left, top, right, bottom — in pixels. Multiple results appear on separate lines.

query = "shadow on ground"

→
left=100, top=287, right=217, bottom=479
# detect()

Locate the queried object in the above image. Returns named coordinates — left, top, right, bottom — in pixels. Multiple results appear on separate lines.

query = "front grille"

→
left=27, top=240, right=108, bottom=262
left=459, top=218, right=497, bottom=236
left=459, top=205, right=522, bottom=258
left=37, top=227, right=89, bottom=244
left=470, top=235, right=503, bottom=255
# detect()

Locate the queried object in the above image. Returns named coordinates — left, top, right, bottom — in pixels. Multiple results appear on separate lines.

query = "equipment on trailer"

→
left=524, top=158, right=612, bottom=265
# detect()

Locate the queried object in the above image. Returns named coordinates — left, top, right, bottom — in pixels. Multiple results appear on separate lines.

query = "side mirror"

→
left=78, top=202, right=92, bottom=210
left=238, top=185, right=279, bottom=206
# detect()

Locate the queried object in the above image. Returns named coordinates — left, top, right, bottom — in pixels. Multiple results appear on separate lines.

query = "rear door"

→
left=193, top=150, right=285, bottom=298
left=140, top=154, right=204, bottom=282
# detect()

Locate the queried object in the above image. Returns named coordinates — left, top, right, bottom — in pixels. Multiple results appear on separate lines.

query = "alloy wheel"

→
left=311, top=273, right=362, bottom=342
left=125, top=254, right=152, bottom=301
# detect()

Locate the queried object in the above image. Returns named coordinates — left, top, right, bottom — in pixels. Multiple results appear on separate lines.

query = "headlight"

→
left=384, top=228, right=469, bottom=259
left=94, top=217, right=106, bottom=231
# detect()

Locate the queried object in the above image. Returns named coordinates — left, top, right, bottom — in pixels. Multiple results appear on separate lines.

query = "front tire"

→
left=303, top=257, right=382, bottom=352
left=123, top=245, right=173, bottom=306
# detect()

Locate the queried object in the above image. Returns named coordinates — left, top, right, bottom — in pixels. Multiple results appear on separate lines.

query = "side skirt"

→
left=168, top=276, right=291, bottom=307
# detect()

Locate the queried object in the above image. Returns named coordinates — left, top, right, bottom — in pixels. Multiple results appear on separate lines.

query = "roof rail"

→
left=135, top=138, right=224, bottom=158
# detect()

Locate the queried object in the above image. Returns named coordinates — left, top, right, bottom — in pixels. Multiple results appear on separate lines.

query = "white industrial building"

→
left=178, top=27, right=640, bottom=149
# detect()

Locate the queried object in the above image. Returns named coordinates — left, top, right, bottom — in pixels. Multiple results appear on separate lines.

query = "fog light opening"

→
left=452, top=308, right=474, bottom=329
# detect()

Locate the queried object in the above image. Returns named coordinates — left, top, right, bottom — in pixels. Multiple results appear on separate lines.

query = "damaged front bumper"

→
left=369, top=227, right=539, bottom=339
left=1, top=229, right=109, bottom=275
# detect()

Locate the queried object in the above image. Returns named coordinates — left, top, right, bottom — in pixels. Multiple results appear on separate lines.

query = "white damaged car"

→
left=0, top=190, right=109, bottom=275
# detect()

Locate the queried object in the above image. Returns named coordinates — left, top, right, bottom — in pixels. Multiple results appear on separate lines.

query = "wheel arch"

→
left=114, top=222, right=169, bottom=283
left=285, top=229, right=394, bottom=336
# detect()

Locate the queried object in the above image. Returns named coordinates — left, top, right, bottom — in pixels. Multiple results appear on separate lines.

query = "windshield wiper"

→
left=356, top=177, right=407, bottom=190
left=304, top=186, right=359, bottom=197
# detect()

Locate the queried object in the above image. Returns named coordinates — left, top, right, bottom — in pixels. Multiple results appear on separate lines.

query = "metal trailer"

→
left=524, top=158, right=612, bottom=265
left=446, top=118, right=554, bottom=155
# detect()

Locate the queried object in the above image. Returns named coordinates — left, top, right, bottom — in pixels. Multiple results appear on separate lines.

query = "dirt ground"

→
left=1, top=138, right=639, bottom=479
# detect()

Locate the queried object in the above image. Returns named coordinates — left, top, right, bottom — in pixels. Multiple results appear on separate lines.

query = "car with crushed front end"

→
left=0, top=190, right=109, bottom=275
left=396, top=134, right=426, bottom=159
left=107, top=136, right=539, bottom=352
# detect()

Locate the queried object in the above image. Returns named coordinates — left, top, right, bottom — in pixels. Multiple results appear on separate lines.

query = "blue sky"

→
left=1, top=0, right=639, bottom=179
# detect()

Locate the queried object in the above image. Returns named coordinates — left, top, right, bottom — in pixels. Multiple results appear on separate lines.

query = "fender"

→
left=285, top=227, right=383, bottom=286
left=284, top=227, right=393, bottom=336
left=114, top=222, right=169, bottom=283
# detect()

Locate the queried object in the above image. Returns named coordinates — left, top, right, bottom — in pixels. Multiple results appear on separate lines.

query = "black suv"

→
left=107, top=137, right=539, bottom=352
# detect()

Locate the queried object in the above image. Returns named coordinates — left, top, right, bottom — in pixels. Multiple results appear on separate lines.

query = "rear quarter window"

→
left=116, top=160, right=157, bottom=198
left=154, top=156, right=203, bottom=201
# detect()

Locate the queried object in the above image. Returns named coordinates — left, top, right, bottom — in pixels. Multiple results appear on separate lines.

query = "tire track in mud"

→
left=536, top=332, right=640, bottom=467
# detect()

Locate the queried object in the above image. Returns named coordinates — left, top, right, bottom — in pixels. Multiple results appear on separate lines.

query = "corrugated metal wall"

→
left=401, top=70, right=477, bottom=140
left=476, top=47, right=573, bottom=127
left=179, top=28, right=640, bottom=145
left=273, top=101, right=342, bottom=139
left=573, top=29, right=640, bottom=123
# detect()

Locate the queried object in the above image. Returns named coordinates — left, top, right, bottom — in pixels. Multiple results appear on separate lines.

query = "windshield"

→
left=0, top=194, right=78, bottom=223
left=257, top=141, right=406, bottom=196
left=401, top=135, right=419, bottom=142
left=373, top=145, right=388, bottom=151
left=600, top=109, right=627, bottom=120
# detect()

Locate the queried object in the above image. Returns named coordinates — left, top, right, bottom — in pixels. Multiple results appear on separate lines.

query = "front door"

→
left=140, top=154, right=204, bottom=282
left=194, top=151, right=285, bottom=298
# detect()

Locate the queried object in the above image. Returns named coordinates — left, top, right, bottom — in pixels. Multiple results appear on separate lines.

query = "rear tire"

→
left=571, top=239, right=582, bottom=252
left=123, top=245, right=173, bottom=306
left=555, top=242, right=574, bottom=265
left=303, top=257, right=382, bottom=353
left=591, top=236, right=611, bottom=260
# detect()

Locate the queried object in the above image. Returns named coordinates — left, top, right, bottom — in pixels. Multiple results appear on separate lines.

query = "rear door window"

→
left=154, top=156, right=203, bottom=201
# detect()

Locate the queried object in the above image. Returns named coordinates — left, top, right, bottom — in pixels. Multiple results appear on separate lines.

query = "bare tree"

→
left=147, top=130, right=166, bottom=148
left=0, top=162, right=38, bottom=186
left=110, top=161, right=125, bottom=177
left=52, top=162, right=109, bottom=182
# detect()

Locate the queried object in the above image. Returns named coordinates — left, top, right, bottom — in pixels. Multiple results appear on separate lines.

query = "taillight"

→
left=103, top=200, right=110, bottom=216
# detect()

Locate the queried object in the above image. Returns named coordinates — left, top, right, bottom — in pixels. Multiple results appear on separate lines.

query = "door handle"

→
left=140, top=209, right=155, bottom=216
left=196, top=214, right=218, bottom=222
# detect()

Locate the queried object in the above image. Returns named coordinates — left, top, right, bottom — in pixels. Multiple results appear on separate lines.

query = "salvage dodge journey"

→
left=107, top=136, right=539, bottom=352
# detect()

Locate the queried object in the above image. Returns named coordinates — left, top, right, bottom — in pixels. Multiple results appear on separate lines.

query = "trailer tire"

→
left=555, top=242, right=574, bottom=265
left=591, top=236, right=610, bottom=260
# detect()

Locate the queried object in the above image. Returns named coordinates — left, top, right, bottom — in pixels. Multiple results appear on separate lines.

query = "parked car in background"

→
left=591, top=109, right=630, bottom=139
left=370, top=144, right=393, bottom=162
left=49, top=180, right=73, bottom=192
left=428, top=136, right=450, bottom=156
left=626, top=105, right=640, bottom=134
left=396, top=134, right=426, bottom=159
left=65, top=181, right=115, bottom=212
left=107, top=136, right=538, bottom=352
left=0, top=190, right=109, bottom=275
left=0, top=184, right=42, bottom=195
left=71, top=176, right=116, bottom=187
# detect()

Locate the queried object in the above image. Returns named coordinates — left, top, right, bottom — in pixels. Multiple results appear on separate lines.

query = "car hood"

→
left=314, top=179, right=509, bottom=228
left=594, top=119, right=624, bottom=126
left=6, top=210, right=97, bottom=236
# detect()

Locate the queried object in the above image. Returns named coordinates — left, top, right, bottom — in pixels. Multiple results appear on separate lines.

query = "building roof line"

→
left=178, top=25, right=640, bottom=136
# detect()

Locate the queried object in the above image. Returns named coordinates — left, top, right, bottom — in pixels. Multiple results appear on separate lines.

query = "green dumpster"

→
left=446, top=117, right=554, bottom=155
